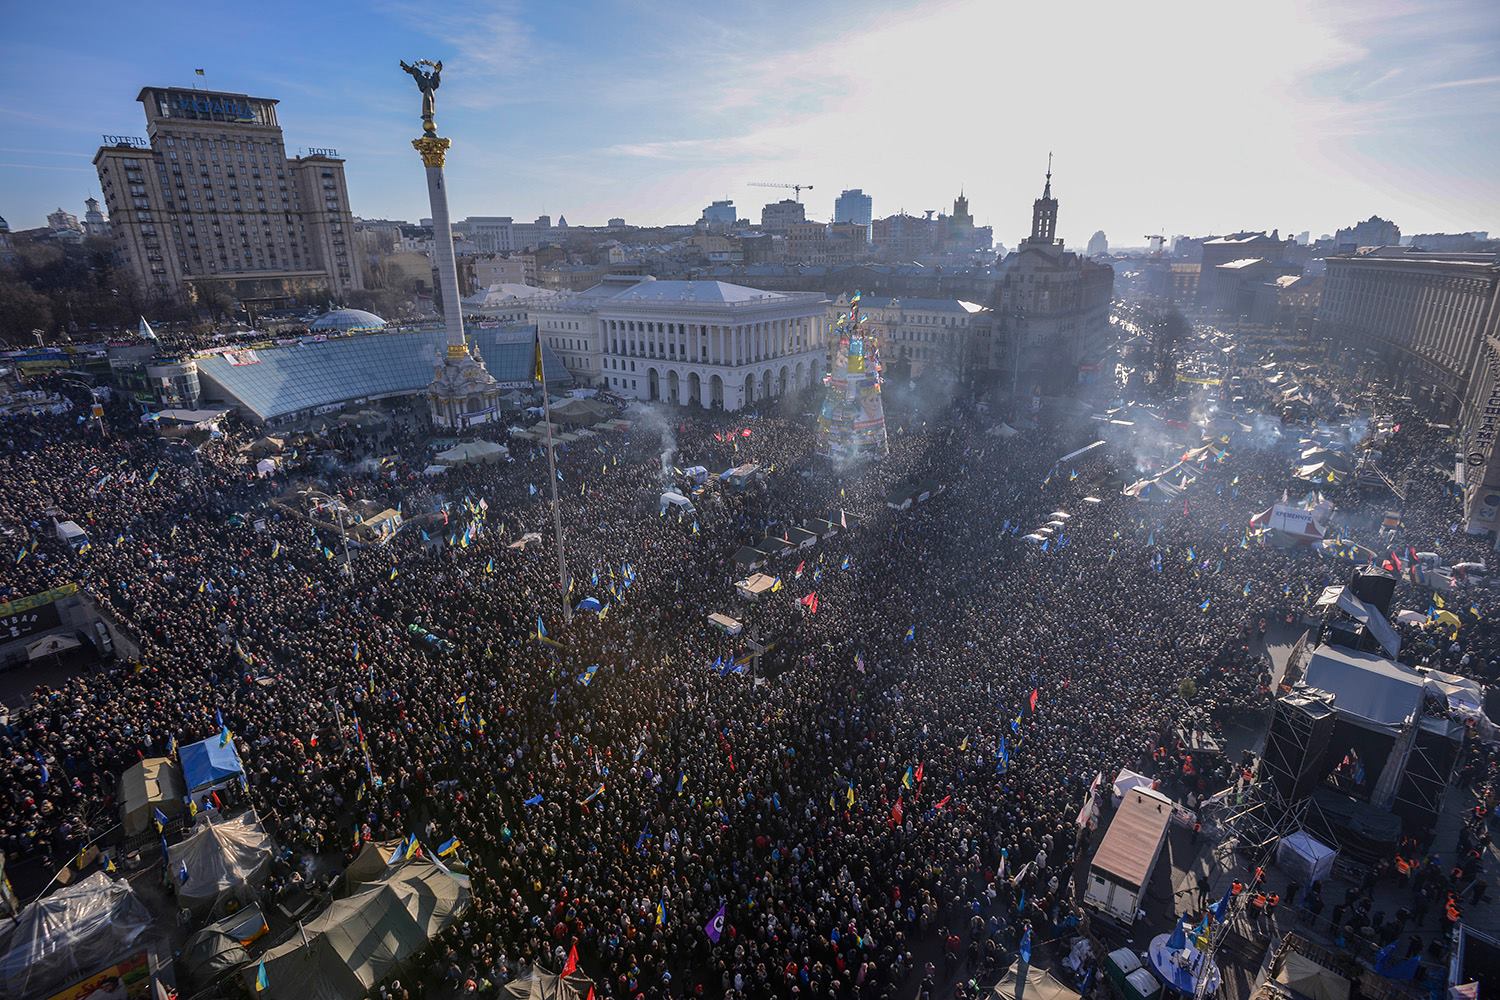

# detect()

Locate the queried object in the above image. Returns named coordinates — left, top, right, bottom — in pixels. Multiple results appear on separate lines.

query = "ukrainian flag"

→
left=437, top=837, right=461, bottom=857
left=255, top=959, right=269, bottom=992
left=533, top=331, right=544, bottom=383
left=655, top=899, right=667, bottom=925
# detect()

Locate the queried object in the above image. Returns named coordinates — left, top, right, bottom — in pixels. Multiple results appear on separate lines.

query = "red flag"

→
left=1029, top=688, right=1039, bottom=713
left=561, top=943, right=578, bottom=976
left=935, top=795, right=952, bottom=811
left=799, top=591, right=819, bottom=614
left=741, top=428, right=752, bottom=437
left=794, top=560, right=805, bottom=578
left=914, top=761, right=924, bottom=785
left=890, top=797, right=904, bottom=828
left=718, top=730, right=736, bottom=772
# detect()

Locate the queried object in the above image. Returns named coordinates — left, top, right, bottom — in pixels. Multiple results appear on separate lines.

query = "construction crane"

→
left=749, top=181, right=814, bottom=202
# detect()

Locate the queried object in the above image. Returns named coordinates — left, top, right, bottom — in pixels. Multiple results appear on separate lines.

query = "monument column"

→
left=413, top=136, right=465, bottom=352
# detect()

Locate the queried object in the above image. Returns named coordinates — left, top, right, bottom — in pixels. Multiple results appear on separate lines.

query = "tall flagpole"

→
left=538, top=335, right=572, bottom=623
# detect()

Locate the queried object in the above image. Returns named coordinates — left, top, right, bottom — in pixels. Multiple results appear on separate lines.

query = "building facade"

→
left=1195, top=232, right=1289, bottom=312
left=831, top=293, right=992, bottom=380
left=834, top=189, right=873, bottom=231
left=760, top=199, right=806, bottom=233
left=82, top=197, right=111, bottom=239
left=1086, top=231, right=1108, bottom=257
left=993, top=166, right=1115, bottom=394
left=1318, top=248, right=1500, bottom=415
left=700, top=200, right=738, bottom=228
left=534, top=276, right=827, bottom=410
left=1334, top=215, right=1401, bottom=249
left=94, top=87, right=360, bottom=307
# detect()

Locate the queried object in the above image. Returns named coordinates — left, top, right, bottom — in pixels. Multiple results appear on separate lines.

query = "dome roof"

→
left=310, top=308, right=386, bottom=333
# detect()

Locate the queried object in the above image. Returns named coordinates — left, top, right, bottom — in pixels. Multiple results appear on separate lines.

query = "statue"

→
left=399, top=59, right=443, bottom=136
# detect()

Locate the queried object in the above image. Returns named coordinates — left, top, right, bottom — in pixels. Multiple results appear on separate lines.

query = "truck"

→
left=1083, top=786, right=1173, bottom=925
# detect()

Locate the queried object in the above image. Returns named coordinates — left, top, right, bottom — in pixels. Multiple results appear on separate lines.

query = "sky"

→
left=3, top=0, right=1498, bottom=247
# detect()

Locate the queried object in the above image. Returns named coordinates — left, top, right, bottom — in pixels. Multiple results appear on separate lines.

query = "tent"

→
left=0, top=872, right=153, bottom=1000
left=339, top=839, right=405, bottom=897
left=1273, top=952, right=1351, bottom=1000
left=181, top=905, right=269, bottom=989
left=506, top=967, right=596, bottom=1000
left=119, top=755, right=185, bottom=835
left=245, top=860, right=469, bottom=1000
left=992, top=962, right=1081, bottom=1000
left=180, top=734, right=246, bottom=794
left=1276, top=830, right=1338, bottom=886
left=435, top=440, right=509, bottom=467
left=1111, top=768, right=1154, bottom=806
left=168, top=812, right=274, bottom=917
left=256, top=457, right=278, bottom=477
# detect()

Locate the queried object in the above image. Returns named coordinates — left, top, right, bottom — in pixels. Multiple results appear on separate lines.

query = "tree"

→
left=1178, top=676, right=1198, bottom=701
left=0, top=275, right=55, bottom=343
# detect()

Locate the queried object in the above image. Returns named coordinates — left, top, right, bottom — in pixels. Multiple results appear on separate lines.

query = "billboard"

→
left=1269, top=503, right=1322, bottom=538
left=45, top=951, right=150, bottom=1000
left=0, top=583, right=77, bottom=641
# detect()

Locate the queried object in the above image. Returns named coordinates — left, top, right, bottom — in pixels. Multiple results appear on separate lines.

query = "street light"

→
left=304, top=489, right=353, bottom=579
left=56, top=377, right=106, bottom=437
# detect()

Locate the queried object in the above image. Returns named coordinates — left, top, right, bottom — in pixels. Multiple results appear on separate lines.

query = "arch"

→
left=795, top=360, right=806, bottom=390
left=688, top=371, right=702, bottom=407
left=778, top=365, right=789, bottom=397
left=743, top=372, right=756, bottom=405
left=667, top=369, right=680, bottom=405
left=710, top=373, right=724, bottom=409
left=760, top=370, right=771, bottom=399
left=647, top=367, right=660, bottom=401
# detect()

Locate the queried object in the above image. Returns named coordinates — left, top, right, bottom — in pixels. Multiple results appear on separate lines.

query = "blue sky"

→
left=3, top=0, right=1497, bottom=246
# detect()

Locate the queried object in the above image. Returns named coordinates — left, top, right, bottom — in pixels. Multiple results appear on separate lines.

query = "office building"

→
left=533, top=276, right=827, bottom=409
left=834, top=189, right=873, bottom=231
left=1086, top=231, right=1108, bottom=257
left=94, top=86, right=361, bottom=307
left=1319, top=247, right=1500, bottom=415
left=700, top=201, right=738, bottom=228
left=760, top=199, right=806, bottom=233
left=1196, top=232, right=1290, bottom=312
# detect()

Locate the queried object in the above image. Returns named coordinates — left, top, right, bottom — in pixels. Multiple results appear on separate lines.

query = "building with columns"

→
left=533, top=276, right=827, bottom=409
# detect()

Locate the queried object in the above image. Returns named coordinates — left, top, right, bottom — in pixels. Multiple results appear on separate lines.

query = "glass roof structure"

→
left=195, top=326, right=570, bottom=423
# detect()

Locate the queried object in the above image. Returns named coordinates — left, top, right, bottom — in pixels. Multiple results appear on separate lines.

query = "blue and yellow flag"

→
left=255, top=959, right=269, bottom=993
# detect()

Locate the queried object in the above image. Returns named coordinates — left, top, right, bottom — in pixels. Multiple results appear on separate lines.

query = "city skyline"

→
left=3, top=0, right=1498, bottom=244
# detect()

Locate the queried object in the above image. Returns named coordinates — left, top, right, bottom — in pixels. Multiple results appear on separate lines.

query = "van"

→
left=54, top=520, right=89, bottom=552
left=659, top=491, right=696, bottom=516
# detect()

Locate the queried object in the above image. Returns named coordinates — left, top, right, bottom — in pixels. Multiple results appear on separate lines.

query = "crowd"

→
left=0, top=352, right=1495, bottom=1000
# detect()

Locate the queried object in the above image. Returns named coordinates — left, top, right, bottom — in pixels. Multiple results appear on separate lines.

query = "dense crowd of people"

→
left=0, top=346, right=1496, bottom=1000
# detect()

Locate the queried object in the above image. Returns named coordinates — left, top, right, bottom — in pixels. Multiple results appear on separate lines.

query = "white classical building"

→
left=532, top=276, right=828, bottom=410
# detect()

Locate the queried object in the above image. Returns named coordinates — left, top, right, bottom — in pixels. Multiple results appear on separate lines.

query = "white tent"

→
left=1111, top=768, right=1154, bottom=806
left=168, top=812, right=274, bottom=917
left=1276, top=830, right=1337, bottom=886
left=256, top=457, right=278, bottom=478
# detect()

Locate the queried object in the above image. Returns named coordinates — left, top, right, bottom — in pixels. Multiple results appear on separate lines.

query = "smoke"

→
left=625, top=402, right=677, bottom=482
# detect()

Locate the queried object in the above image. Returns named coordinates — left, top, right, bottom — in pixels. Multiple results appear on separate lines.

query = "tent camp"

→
left=1272, top=952, right=1351, bottom=1000
left=505, top=967, right=597, bottom=1000
left=168, top=811, right=274, bottom=917
left=245, top=860, right=469, bottom=1000
left=119, top=755, right=185, bottom=836
left=0, top=873, right=153, bottom=1000
left=435, top=440, right=509, bottom=467
left=180, top=734, right=246, bottom=795
left=992, top=962, right=1081, bottom=1000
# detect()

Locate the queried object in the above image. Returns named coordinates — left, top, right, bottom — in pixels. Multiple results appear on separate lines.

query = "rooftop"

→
left=1218, top=257, right=1269, bottom=270
left=194, top=326, right=569, bottom=423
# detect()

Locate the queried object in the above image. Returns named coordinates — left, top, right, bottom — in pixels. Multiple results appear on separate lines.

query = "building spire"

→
left=1028, top=153, right=1059, bottom=245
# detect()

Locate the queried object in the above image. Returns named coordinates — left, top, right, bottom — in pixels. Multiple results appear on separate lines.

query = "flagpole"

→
left=538, top=340, right=572, bottom=624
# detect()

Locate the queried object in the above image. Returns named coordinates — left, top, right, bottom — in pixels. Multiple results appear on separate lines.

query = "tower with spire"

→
left=1024, top=153, right=1060, bottom=248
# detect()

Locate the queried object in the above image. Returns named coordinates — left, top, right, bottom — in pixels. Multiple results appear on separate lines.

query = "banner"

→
left=0, top=583, right=77, bottom=641
left=45, top=951, right=150, bottom=1000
